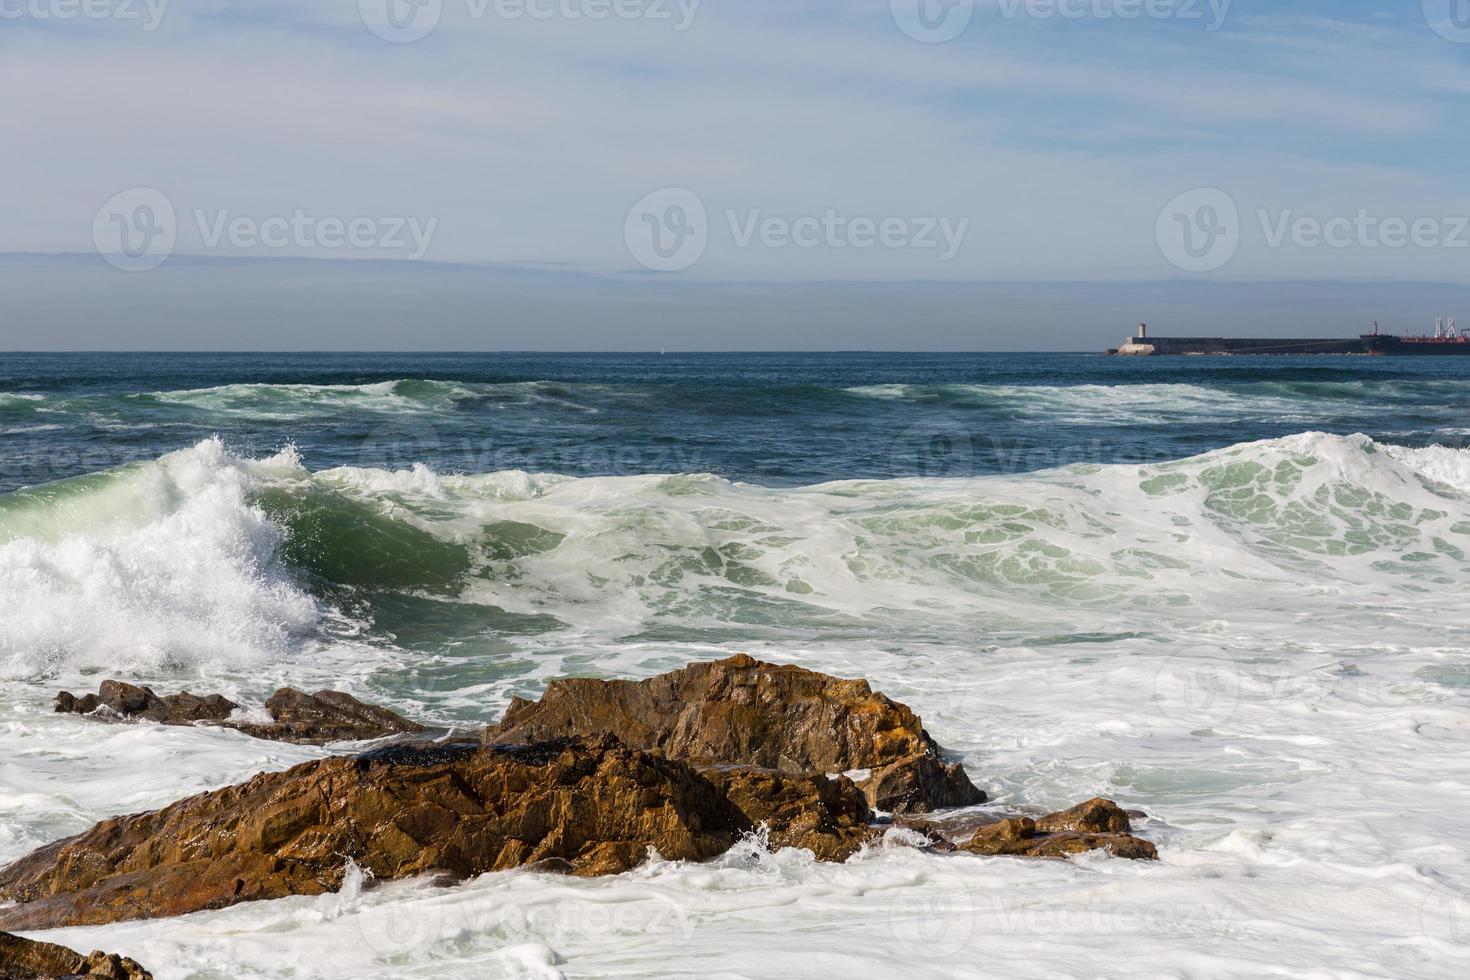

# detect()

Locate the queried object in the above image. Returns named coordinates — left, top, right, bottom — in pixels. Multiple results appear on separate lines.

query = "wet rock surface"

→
left=0, top=734, right=868, bottom=929
left=0, top=931, right=150, bottom=980
left=700, top=766, right=873, bottom=862
left=54, top=681, right=236, bottom=726
left=54, top=682, right=426, bottom=745
left=230, top=688, right=429, bottom=745
left=957, top=799, right=1157, bottom=861
left=488, top=653, right=984, bottom=813
left=12, top=661, right=1158, bottom=930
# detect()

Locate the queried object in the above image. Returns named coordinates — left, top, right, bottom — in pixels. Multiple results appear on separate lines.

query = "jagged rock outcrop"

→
left=54, top=682, right=426, bottom=745
left=959, top=799, right=1157, bottom=861
left=0, top=735, right=872, bottom=930
left=488, top=654, right=983, bottom=813
left=0, top=931, right=150, bottom=979
left=229, top=688, right=429, bottom=745
left=54, top=680, right=236, bottom=726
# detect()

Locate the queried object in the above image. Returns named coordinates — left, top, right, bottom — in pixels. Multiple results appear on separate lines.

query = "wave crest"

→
left=5, top=433, right=1470, bottom=679
left=0, top=438, right=318, bottom=679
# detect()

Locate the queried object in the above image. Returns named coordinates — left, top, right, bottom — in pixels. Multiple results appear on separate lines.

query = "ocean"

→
left=3, top=352, right=1470, bottom=978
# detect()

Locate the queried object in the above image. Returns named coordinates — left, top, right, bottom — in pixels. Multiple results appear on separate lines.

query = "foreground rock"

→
left=54, top=681, right=426, bottom=745
left=0, top=931, right=150, bottom=980
left=959, top=799, right=1157, bottom=861
left=7, top=659, right=1157, bottom=929
left=488, top=654, right=983, bottom=813
left=0, top=735, right=871, bottom=930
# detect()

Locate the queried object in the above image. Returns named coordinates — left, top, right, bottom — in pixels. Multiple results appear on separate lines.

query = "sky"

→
left=4, top=0, right=1470, bottom=348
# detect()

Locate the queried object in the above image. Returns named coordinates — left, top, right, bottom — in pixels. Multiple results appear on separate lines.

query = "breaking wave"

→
left=842, top=379, right=1470, bottom=425
left=5, top=432, right=1470, bottom=680
left=8, top=375, right=1470, bottom=427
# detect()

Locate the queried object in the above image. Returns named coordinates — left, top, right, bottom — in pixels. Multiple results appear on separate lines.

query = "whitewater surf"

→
left=3, top=354, right=1470, bottom=978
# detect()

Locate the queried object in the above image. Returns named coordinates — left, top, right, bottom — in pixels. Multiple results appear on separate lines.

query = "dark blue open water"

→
left=4, top=351, right=1470, bottom=492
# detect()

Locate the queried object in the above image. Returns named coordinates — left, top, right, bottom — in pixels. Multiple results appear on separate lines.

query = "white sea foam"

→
left=0, top=438, right=319, bottom=679
left=844, top=382, right=1330, bottom=425
left=142, top=379, right=607, bottom=421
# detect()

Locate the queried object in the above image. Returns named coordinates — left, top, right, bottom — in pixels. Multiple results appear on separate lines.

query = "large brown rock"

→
left=959, top=799, right=1157, bottom=861
left=488, top=654, right=984, bottom=813
left=0, top=931, right=150, bottom=979
left=0, top=735, right=872, bottom=930
left=17, top=661, right=1156, bottom=932
left=54, top=682, right=426, bottom=745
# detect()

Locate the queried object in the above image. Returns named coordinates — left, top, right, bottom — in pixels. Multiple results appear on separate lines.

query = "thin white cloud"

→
left=2, top=0, right=1468, bottom=282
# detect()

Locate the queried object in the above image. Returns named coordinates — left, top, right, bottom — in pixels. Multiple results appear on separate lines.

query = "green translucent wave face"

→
left=253, top=486, right=475, bottom=592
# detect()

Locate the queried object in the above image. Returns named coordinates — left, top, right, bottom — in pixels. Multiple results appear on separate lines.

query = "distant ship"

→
left=1109, top=319, right=1470, bottom=356
left=1361, top=319, right=1470, bottom=355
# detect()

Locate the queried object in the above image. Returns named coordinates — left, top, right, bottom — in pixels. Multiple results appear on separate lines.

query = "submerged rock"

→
left=488, top=653, right=984, bottom=813
left=0, top=931, right=150, bottom=980
left=54, top=682, right=426, bottom=745
left=0, top=734, right=871, bottom=930
left=959, top=799, right=1157, bottom=861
